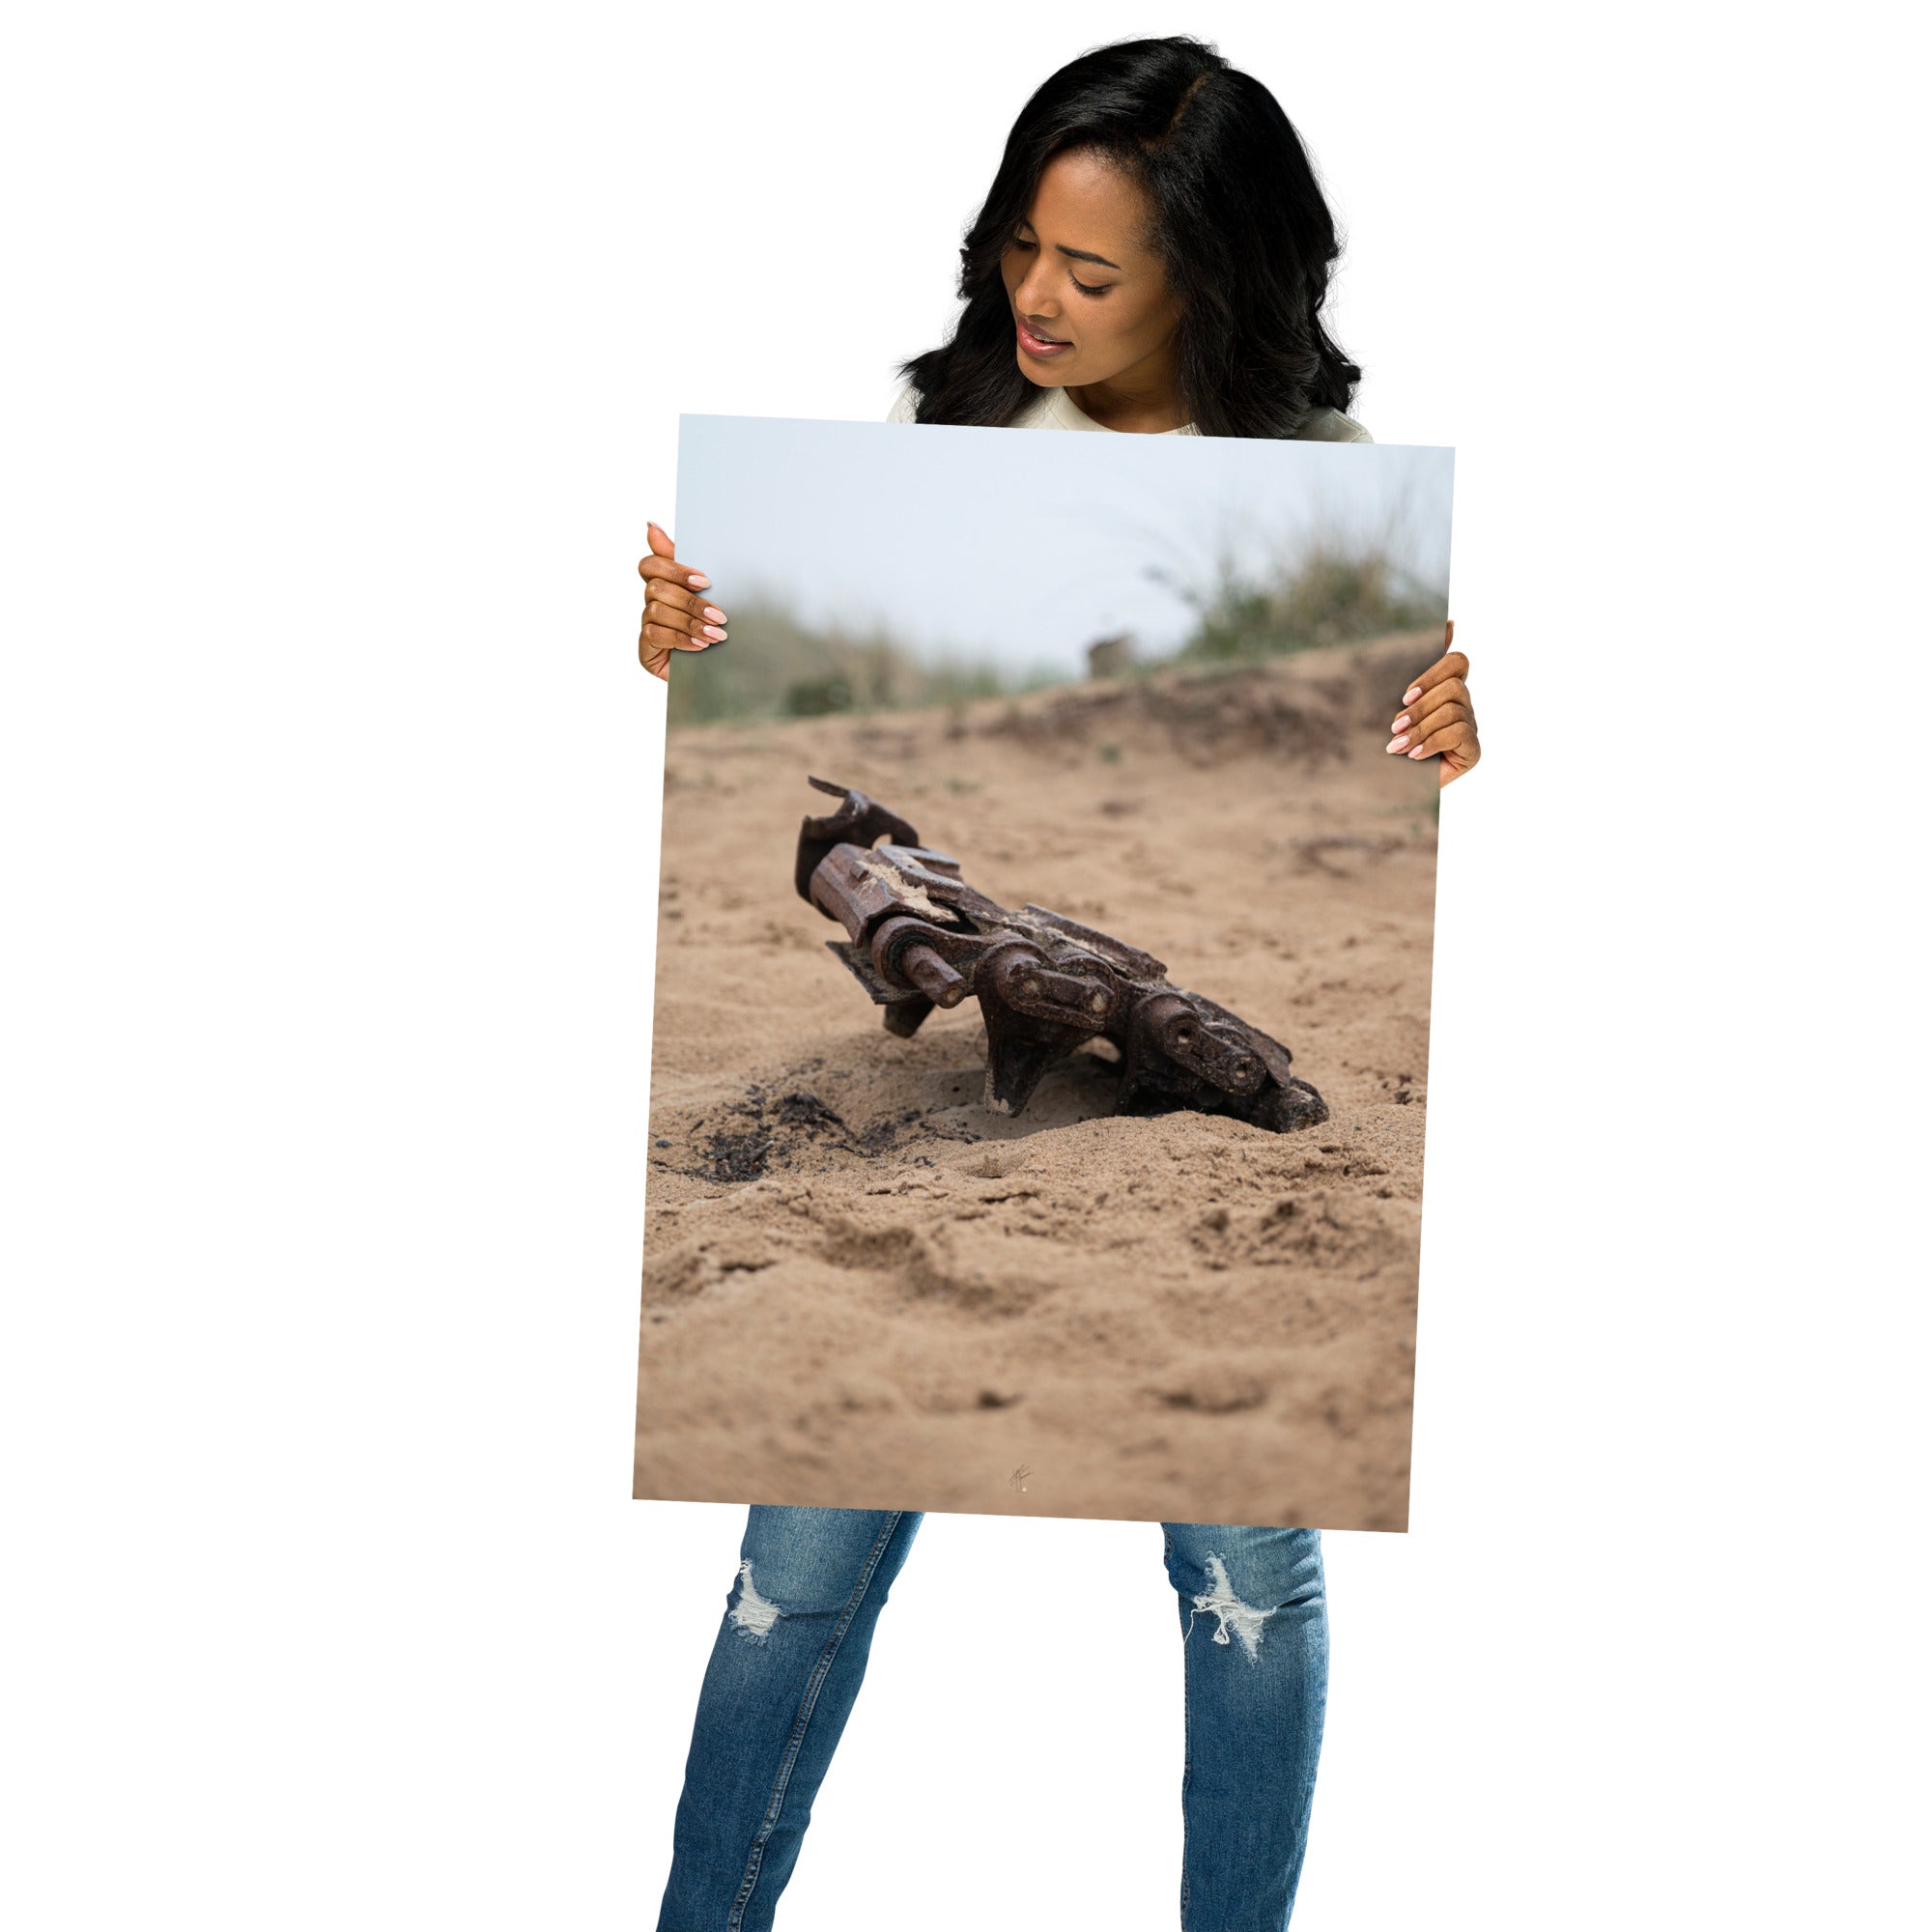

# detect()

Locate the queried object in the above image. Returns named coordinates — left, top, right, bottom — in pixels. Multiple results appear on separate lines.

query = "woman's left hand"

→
left=1386, top=620, right=1479, bottom=786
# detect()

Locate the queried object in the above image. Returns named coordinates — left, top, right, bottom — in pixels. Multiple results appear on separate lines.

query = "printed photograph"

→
left=636, top=413, right=1454, bottom=1531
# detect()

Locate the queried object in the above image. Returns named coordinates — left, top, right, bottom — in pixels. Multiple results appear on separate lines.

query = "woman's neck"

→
left=1065, top=339, right=1187, bottom=434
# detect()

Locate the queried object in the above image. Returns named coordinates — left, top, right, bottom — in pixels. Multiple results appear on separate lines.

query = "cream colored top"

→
left=887, top=380, right=1371, bottom=442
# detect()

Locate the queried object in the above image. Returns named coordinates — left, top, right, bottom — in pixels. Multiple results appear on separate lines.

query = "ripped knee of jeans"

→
left=727, top=1559, right=785, bottom=1642
left=1187, top=1553, right=1272, bottom=1662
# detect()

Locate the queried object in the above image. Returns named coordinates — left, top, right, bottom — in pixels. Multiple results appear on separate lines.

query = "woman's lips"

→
left=1016, top=315, right=1072, bottom=358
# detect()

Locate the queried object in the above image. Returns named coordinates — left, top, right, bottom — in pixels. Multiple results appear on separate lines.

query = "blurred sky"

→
left=675, top=414, right=1454, bottom=681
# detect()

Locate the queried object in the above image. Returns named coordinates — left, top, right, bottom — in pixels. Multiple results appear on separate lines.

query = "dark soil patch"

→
left=691, top=1083, right=941, bottom=1183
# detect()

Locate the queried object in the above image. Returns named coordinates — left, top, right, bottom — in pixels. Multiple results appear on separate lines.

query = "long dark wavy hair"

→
left=899, top=37, right=1360, bottom=439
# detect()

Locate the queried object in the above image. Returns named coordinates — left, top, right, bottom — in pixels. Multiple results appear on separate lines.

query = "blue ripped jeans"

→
left=655, top=1507, right=1327, bottom=1932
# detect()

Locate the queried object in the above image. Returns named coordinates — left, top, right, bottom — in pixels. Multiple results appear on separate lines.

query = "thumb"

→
left=646, top=521, right=676, bottom=560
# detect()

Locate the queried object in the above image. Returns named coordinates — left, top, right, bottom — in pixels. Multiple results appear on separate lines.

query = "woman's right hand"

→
left=637, top=522, right=726, bottom=681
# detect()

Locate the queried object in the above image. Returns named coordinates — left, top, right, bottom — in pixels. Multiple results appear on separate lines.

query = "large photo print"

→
left=636, top=414, right=1453, bottom=1531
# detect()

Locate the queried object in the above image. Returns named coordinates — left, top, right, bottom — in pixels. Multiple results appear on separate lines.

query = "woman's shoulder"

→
left=1294, top=407, right=1373, bottom=444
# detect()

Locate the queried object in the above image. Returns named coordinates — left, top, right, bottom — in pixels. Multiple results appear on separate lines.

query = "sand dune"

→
left=636, top=635, right=1440, bottom=1530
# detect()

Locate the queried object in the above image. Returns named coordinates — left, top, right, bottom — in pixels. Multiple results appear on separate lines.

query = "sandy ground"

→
left=635, top=635, right=1440, bottom=1531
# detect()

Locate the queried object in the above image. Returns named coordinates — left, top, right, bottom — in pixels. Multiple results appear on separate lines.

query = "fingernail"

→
left=702, top=606, right=725, bottom=622
left=1385, top=735, right=1408, bottom=753
left=702, top=625, right=726, bottom=641
left=1403, top=685, right=1422, bottom=704
left=1391, top=714, right=1410, bottom=731
left=688, top=573, right=711, bottom=589
left=1407, top=746, right=1427, bottom=758
left=647, top=521, right=663, bottom=535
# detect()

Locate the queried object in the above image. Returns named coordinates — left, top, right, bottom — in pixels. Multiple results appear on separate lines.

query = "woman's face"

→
left=999, top=148, right=1180, bottom=392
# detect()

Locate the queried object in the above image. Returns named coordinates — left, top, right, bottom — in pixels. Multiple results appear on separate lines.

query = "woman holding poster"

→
left=638, top=37, right=1480, bottom=1932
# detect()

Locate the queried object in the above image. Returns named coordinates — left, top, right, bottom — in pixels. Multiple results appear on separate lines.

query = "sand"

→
left=634, top=635, right=1440, bottom=1531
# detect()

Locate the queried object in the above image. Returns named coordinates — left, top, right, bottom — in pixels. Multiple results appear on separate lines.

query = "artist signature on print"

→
left=1009, top=1463, right=1032, bottom=1493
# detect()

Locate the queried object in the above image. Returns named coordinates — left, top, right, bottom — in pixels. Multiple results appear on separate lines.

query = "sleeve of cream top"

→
left=886, top=383, right=920, bottom=423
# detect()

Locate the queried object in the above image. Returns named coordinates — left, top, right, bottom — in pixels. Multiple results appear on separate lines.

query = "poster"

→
left=637, top=414, right=1452, bottom=1531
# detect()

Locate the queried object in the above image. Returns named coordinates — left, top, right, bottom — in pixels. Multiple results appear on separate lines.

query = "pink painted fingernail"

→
left=702, top=606, right=725, bottom=623
left=702, top=625, right=726, bottom=641
left=688, top=573, right=711, bottom=589
left=1392, top=714, right=1410, bottom=731
left=1407, top=746, right=1428, bottom=758
left=1403, top=685, right=1422, bottom=704
left=1385, top=735, right=1409, bottom=753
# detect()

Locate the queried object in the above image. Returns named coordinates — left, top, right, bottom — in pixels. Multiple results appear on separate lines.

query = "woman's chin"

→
left=1014, top=353, right=1071, bottom=388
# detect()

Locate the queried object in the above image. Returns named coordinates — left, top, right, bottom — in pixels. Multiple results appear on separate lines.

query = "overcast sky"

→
left=675, top=414, right=1454, bottom=680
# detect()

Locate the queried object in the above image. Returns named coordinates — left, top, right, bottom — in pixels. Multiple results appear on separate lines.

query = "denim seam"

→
left=1177, top=1535, right=1193, bottom=1929
left=725, top=1512, right=906, bottom=1931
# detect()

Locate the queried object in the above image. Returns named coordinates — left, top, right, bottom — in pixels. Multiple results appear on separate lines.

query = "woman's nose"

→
left=1014, top=262, right=1059, bottom=320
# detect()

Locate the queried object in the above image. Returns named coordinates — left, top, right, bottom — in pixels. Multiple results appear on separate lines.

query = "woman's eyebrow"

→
left=1014, top=220, right=1122, bottom=272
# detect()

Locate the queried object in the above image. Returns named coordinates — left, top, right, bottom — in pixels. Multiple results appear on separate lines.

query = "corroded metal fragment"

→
left=795, top=777, right=1328, bottom=1132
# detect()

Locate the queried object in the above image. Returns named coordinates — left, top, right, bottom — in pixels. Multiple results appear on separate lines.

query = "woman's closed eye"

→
left=1011, top=232, right=1114, bottom=297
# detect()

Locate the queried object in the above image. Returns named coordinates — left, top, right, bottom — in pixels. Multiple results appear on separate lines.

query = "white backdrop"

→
left=4, top=4, right=1924, bottom=1927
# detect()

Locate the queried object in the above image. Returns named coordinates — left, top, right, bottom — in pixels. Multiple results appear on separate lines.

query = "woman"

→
left=637, top=38, right=1479, bottom=1932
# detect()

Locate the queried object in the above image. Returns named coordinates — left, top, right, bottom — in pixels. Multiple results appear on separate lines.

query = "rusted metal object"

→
left=795, top=777, right=1329, bottom=1131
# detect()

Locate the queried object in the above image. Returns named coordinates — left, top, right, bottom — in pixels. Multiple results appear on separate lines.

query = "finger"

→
left=1406, top=684, right=1473, bottom=737
left=642, top=619, right=715, bottom=656
left=643, top=620, right=711, bottom=658
left=1386, top=699, right=1469, bottom=754
left=638, top=551, right=714, bottom=593
left=645, top=594, right=726, bottom=646
left=1406, top=718, right=1479, bottom=764
left=1386, top=701, right=1470, bottom=755
left=643, top=578, right=728, bottom=630
left=1398, top=649, right=1470, bottom=706
left=645, top=521, right=675, bottom=560
left=1389, top=675, right=1469, bottom=734
left=1411, top=696, right=1472, bottom=744
left=1398, top=650, right=1470, bottom=704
